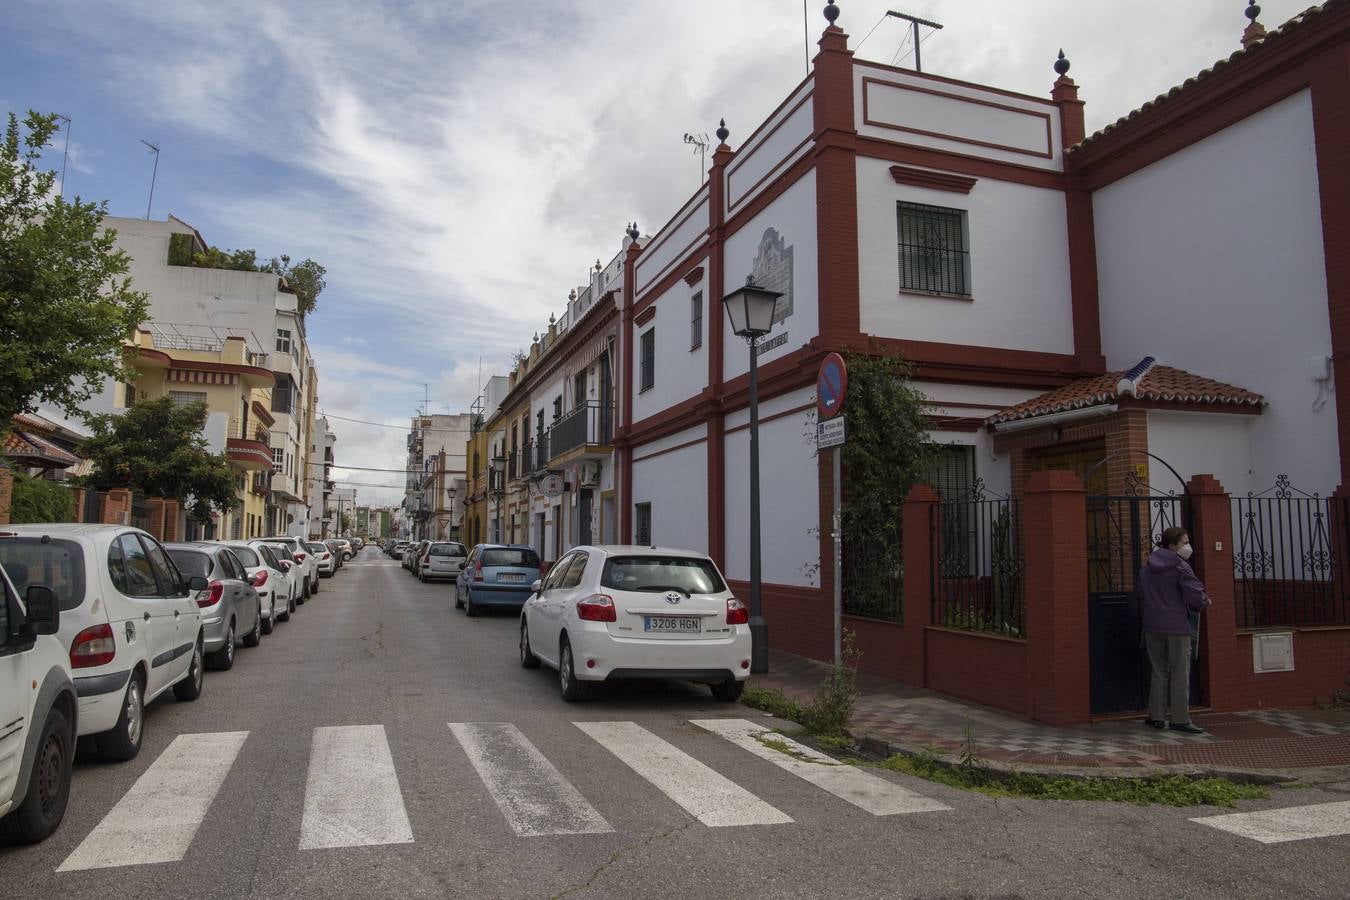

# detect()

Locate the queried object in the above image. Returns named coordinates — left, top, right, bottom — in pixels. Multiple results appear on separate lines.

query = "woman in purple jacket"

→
left=1138, top=526, right=1211, bottom=734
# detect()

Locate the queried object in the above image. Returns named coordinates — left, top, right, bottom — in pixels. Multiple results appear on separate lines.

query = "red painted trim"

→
left=634, top=193, right=710, bottom=296
left=632, top=434, right=707, bottom=464
left=135, top=348, right=276, bottom=383
left=722, top=402, right=815, bottom=437
left=632, top=245, right=711, bottom=319
left=853, top=59, right=1059, bottom=109
left=888, top=164, right=977, bottom=194
left=722, top=155, right=818, bottom=240
left=861, top=77, right=1055, bottom=160
left=251, top=401, right=276, bottom=427
left=619, top=240, right=641, bottom=544
left=723, top=73, right=815, bottom=182
left=865, top=336, right=1086, bottom=388
left=857, top=137, right=1066, bottom=189
left=725, top=579, right=823, bottom=604
left=634, top=306, right=656, bottom=327
left=1065, top=189, right=1105, bottom=372
left=726, top=92, right=814, bottom=214
left=683, top=266, right=705, bottom=286
left=707, top=142, right=733, bottom=568
left=815, top=30, right=861, bottom=348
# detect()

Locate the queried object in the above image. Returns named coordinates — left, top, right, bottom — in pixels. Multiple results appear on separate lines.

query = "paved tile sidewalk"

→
left=752, top=650, right=1350, bottom=773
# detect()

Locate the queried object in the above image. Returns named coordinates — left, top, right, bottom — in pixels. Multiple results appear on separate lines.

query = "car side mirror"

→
left=187, top=575, right=209, bottom=592
left=531, top=579, right=543, bottom=594
left=22, top=585, right=60, bottom=636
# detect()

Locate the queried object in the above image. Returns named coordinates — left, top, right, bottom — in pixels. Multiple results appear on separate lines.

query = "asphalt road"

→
left=3, top=549, right=1348, bottom=899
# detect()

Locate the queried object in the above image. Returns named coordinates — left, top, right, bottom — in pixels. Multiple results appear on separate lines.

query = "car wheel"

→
left=312, top=576, right=320, bottom=593
left=465, top=594, right=479, bottom=617
left=173, top=637, right=205, bottom=702
left=243, top=604, right=262, bottom=647
left=710, top=678, right=745, bottom=702
left=99, top=672, right=145, bottom=761
left=289, top=590, right=298, bottom=613
left=1, top=707, right=73, bottom=843
left=520, top=620, right=540, bottom=669
left=454, top=588, right=464, bottom=610
left=209, top=622, right=236, bottom=670
left=261, top=599, right=275, bottom=634
left=419, top=570, right=427, bottom=584
left=558, top=638, right=587, bottom=702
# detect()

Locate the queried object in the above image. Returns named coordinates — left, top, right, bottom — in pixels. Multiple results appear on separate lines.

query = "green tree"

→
left=0, top=110, right=149, bottom=429
left=262, top=255, right=326, bottom=316
left=81, top=397, right=238, bottom=523
left=840, top=352, right=941, bottom=619
left=8, top=472, right=75, bottom=523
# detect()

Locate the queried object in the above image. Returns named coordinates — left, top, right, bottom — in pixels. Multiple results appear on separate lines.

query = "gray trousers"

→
left=1144, top=632, right=1192, bottom=724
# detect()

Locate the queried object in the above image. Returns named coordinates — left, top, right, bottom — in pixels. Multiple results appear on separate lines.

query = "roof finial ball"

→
left=1054, top=49, right=1070, bottom=77
left=1242, top=0, right=1266, bottom=46
left=1246, top=0, right=1262, bottom=23
left=627, top=222, right=639, bottom=241
left=716, top=118, right=729, bottom=144
left=824, top=0, right=840, bottom=25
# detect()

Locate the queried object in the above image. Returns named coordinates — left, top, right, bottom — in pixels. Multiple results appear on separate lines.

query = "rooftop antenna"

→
left=886, top=10, right=943, bottom=73
left=139, top=139, right=160, bottom=219
left=55, top=114, right=71, bottom=200
left=682, top=131, right=709, bottom=185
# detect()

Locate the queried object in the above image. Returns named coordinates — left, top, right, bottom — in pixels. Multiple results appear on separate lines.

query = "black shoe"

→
left=1143, top=718, right=1166, bottom=729
left=1168, top=722, right=1205, bottom=734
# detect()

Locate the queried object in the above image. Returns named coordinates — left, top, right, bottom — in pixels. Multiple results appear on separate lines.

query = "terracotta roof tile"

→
left=986, top=360, right=1264, bottom=426
left=1070, top=2, right=1342, bottom=153
left=3, top=430, right=81, bottom=467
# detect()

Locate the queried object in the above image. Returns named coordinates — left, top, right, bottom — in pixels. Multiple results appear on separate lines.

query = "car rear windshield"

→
left=481, top=548, right=539, bottom=568
left=305, top=543, right=327, bottom=553
left=0, top=538, right=88, bottom=612
left=600, top=556, right=726, bottom=594
left=167, top=549, right=211, bottom=579
left=429, top=543, right=466, bottom=557
left=228, top=545, right=260, bottom=567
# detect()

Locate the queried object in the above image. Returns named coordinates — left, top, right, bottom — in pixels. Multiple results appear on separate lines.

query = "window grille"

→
left=124, top=382, right=137, bottom=408
left=897, top=202, right=971, bottom=297
left=276, top=329, right=291, bottom=353
left=272, top=448, right=284, bottom=472
left=635, top=502, right=652, bottom=546
left=168, top=390, right=206, bottom=408
left=640, top=329, right=655, bottom=392
left=690, top=292, right=703, bottom=350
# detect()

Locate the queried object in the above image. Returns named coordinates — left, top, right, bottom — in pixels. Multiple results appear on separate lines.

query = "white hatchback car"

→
left=259, top=536, right=318, bottom=598
left=519, top=546, right=750, bottom=702
left=209, top=541, right=294, bottom=627
left=0, top=560, right=76, bottom=843
left=0, top=525, right=207, bottom=762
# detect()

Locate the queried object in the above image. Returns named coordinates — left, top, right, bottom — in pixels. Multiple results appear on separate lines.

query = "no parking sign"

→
left=817, top=352, right=847, bottom=420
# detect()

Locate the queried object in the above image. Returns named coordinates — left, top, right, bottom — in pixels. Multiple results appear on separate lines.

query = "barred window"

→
left=898, top=202, right=971, bottom=297
left=635, top=502, right=652, bottom=546
left=169, top=390, right=207, bottom=408
left=690, top=292, right=703, bottom=350
left=272, top=448, right=284, bottom=472
left=639, top=329, right=655, bottom=392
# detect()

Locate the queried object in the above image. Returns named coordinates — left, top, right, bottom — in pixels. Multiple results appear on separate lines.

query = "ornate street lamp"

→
left=721, top=276, right=782, bottom=674
left=489, top=455, right=506, bottom=542
left=447, top=482, right=458, bottom=539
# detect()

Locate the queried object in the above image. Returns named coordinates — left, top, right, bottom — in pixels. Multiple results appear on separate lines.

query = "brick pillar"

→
left=162, top=500, right=181, bottom=542
left=1187, top=474, right=1242, bottom=712
left=101, top=488, right=132, bottom=525
left=0, top=466, right=12, bottom=525
left=71, top=487, right=87, bottom=523
left=1023, top=470, right=1090, bottom=725
left=900, top=484, right=940, bottom=686
left=147, top=498, right=167, bottom=541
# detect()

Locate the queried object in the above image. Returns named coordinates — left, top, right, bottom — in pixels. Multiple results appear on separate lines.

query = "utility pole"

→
left=140, top=140, right=160, bottom=219
left=886, top=10, right=943, bottom=73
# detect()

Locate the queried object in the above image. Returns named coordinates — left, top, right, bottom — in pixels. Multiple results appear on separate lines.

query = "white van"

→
left=0, top=560, right=76, bottom=843
left=0, top=525, right=208, bottom=763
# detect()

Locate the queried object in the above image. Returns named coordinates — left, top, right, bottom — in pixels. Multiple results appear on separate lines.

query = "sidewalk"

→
left=752, top=650, right=1350, bottom=779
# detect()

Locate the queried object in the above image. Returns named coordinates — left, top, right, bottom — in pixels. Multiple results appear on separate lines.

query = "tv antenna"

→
left=683, top=131, right=709, bottom=184
left=139, top=139, right=160, bottom=219
left=886, top=10, right=943, bottom=73
left=55, top=114, right=71, bottom=200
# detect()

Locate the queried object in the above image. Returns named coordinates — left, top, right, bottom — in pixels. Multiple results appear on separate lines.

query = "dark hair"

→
left=1159, top=526, right=1188, bottom=549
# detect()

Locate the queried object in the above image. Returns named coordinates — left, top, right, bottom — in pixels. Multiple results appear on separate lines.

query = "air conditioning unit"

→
left=578, top=462, right=601, bottom=488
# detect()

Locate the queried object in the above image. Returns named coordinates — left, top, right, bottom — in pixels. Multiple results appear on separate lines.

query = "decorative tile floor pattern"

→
left=759, top=650, right=1350, bottom=771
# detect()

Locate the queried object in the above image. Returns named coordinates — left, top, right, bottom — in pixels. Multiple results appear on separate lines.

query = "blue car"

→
left=455, top=544, right=542, bottom=617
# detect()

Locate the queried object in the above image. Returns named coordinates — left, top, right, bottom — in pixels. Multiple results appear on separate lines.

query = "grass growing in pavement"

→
left=862, top=750, right=1269, bottom=807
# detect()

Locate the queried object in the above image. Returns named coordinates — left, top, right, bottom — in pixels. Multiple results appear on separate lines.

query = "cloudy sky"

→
left=3, top=0, right=1308, bottom=506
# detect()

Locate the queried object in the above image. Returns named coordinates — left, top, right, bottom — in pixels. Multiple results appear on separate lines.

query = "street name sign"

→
left=817, top=418, right=846, bottom=450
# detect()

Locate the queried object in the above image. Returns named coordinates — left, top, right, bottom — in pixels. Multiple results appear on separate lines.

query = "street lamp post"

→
left=447, top=483, right=458, bottom=540
left=721, top=276, right=783, bottom=674
left=490, top=455, right=506, bottom=542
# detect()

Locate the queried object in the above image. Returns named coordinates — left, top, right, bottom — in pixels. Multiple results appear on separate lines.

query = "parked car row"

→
left=0, top=524, right=351, bottom=845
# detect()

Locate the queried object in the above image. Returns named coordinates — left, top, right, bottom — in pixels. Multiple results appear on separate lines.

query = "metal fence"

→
left=129, top=494, right=152, bottom=532
left=842, top=520, right=903, bottom=622
left=933, top=483, right=1026, bottom=637
left=1231, top=477, right=1349, bottom=627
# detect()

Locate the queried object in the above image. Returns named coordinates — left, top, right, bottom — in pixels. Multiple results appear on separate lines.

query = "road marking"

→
left=299, top=724, right=414, bottom=850
left=574, top=721, right=792, bottom=827
left=58, top=731, right=249, bottom=871
left=692, top=718, right=951, bottom=816
left=1191, top=800, right=1350, bottom=844
left=449, top=723, right=612, bottom=836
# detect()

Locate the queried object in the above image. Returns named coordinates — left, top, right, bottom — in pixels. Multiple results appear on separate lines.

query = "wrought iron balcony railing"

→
left=548, top=401, right=614, bottom=460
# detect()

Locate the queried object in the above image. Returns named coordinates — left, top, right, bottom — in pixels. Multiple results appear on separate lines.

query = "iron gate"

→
left=1085, top=483, right=1198, bottom=715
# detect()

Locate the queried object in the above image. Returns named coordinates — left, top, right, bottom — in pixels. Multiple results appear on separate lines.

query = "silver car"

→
left=419, top=541, right=467, bottom=583
left=165, top=543, right=262, bottom=671
left=208, top=540, right=292, bottom=629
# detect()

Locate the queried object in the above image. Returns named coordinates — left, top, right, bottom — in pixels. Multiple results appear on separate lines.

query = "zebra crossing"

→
left=56, top=717, right=948, bottom=872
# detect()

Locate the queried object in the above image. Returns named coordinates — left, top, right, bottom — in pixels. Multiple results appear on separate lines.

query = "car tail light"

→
left=473, top=559, right=484, bottom=582
left=294, top=552, right=307, bottom=562
left=726, top=597, right=749, bottom=625
left=252, top=569, right=269, bottom=587
left=577, top=593, right=617, bottom=622
left=197, top=580, right=225, bottom=608
left=70, top=623, right=115, bottom=668
left=321, top=553, right=330, bottom=560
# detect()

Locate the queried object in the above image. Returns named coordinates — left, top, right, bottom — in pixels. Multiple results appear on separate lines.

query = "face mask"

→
left=1176, top=543, right=1193, bottom=561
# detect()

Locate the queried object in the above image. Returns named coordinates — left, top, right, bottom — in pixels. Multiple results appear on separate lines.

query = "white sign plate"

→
left=816, top=418, right=846, bottom=450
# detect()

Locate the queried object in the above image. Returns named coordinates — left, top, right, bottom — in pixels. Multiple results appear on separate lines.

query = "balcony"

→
left=548, top=401, right=614, bottom=463
left=226, top=417, right=273, bottom=470
left=251, top=470, right=273, bottom=495
left=507, top=448, right=520, bottom=482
